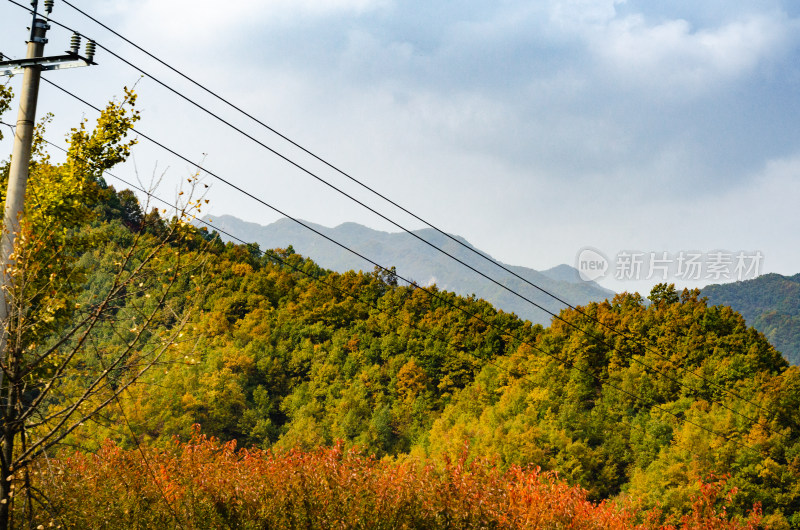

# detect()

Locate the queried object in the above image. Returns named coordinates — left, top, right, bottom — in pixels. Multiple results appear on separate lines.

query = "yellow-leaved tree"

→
left=0, top=86, right=208, bottom=529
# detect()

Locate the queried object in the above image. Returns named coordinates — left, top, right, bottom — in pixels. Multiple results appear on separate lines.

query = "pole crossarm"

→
left=0, top=52, right=95, bottom=76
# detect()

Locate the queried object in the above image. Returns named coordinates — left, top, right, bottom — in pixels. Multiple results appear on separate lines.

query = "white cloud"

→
left=114, top=0, right=390, bottom=42
left=20, top=0, right=798, bottom=287
left=549, top=0, right=624, bottom=28
left=593, top=12, right=796, bottom=94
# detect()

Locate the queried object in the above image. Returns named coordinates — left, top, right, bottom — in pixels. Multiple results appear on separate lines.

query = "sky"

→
left=1, top=0, right=799, bottom=295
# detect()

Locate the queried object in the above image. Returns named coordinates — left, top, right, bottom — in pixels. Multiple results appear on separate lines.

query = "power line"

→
left=37, top=74, right=785, bottom=445
left=9, top=101, right=767, bottom=458
left=4, top=0, right=777, bottom=427
left=2, top=0, right=782, bottom=450
left=27, top=127, right=755, bottom=465
left=50, top=0, right=777, bottom=419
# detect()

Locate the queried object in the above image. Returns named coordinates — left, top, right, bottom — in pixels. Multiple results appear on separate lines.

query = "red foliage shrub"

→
left=15, top=427, right=761, bottom=529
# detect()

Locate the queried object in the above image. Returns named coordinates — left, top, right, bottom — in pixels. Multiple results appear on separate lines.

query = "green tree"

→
left=648, top=282, right=680, bottom=306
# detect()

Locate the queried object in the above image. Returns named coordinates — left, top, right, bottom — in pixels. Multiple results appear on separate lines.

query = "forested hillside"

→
left=1, top=86, right=798, bottom=528
left=86, top=220, right=800, bottom=526
left=703, top=274, right=800, bottom=365
left=11, top=170, right=800, bottom=527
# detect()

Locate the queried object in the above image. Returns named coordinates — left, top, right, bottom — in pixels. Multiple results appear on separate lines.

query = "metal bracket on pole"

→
left=0, top=52, right=96, bottom=77
left=29, top=19, right=50, bottom=44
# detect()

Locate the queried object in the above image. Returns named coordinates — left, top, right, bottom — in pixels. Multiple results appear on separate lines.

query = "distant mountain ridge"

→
left=702, top=273, right=800, bottom=364
left=205, top=215, right=615, bottom=326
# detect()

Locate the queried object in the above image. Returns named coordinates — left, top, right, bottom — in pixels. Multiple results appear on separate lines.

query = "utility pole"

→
left=0, top=5, right=49, bottom=528
left=0, top=1, right=49, bottom=322
left=0, top=1, right=51, bottom=410
left=0, top=3, right=95, bottom=526
left=0, top=1, right=95, bottom=386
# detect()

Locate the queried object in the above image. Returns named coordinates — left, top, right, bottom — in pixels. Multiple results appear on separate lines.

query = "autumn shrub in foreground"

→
left=16, top=427, right=760, bottom=529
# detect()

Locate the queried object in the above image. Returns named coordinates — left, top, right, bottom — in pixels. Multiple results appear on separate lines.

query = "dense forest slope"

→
left=702, top=273, right=800, bottom=365
left=206, top=214, right=614, bottom=326
left=2, top=170, right=796, bottom=527
left=6, top=164, right=798, bottom=527
left=3, top=87, right=791, bottom=528
left=84, top=225, right=799, bottom=527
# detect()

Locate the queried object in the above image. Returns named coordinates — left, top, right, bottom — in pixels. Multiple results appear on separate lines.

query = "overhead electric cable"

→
left=50, top=0, right=774, bottom=416
left=35, top=75, right=783, bottom=447
left=4, top=0, right=774, bottom=422
left=27, top=127, right=761, bottom=462
left=4, top=1, right=779, bottom=445
left=11, top=94, right=766, bottom=458
left=36, top=75, right=781, bottom=442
